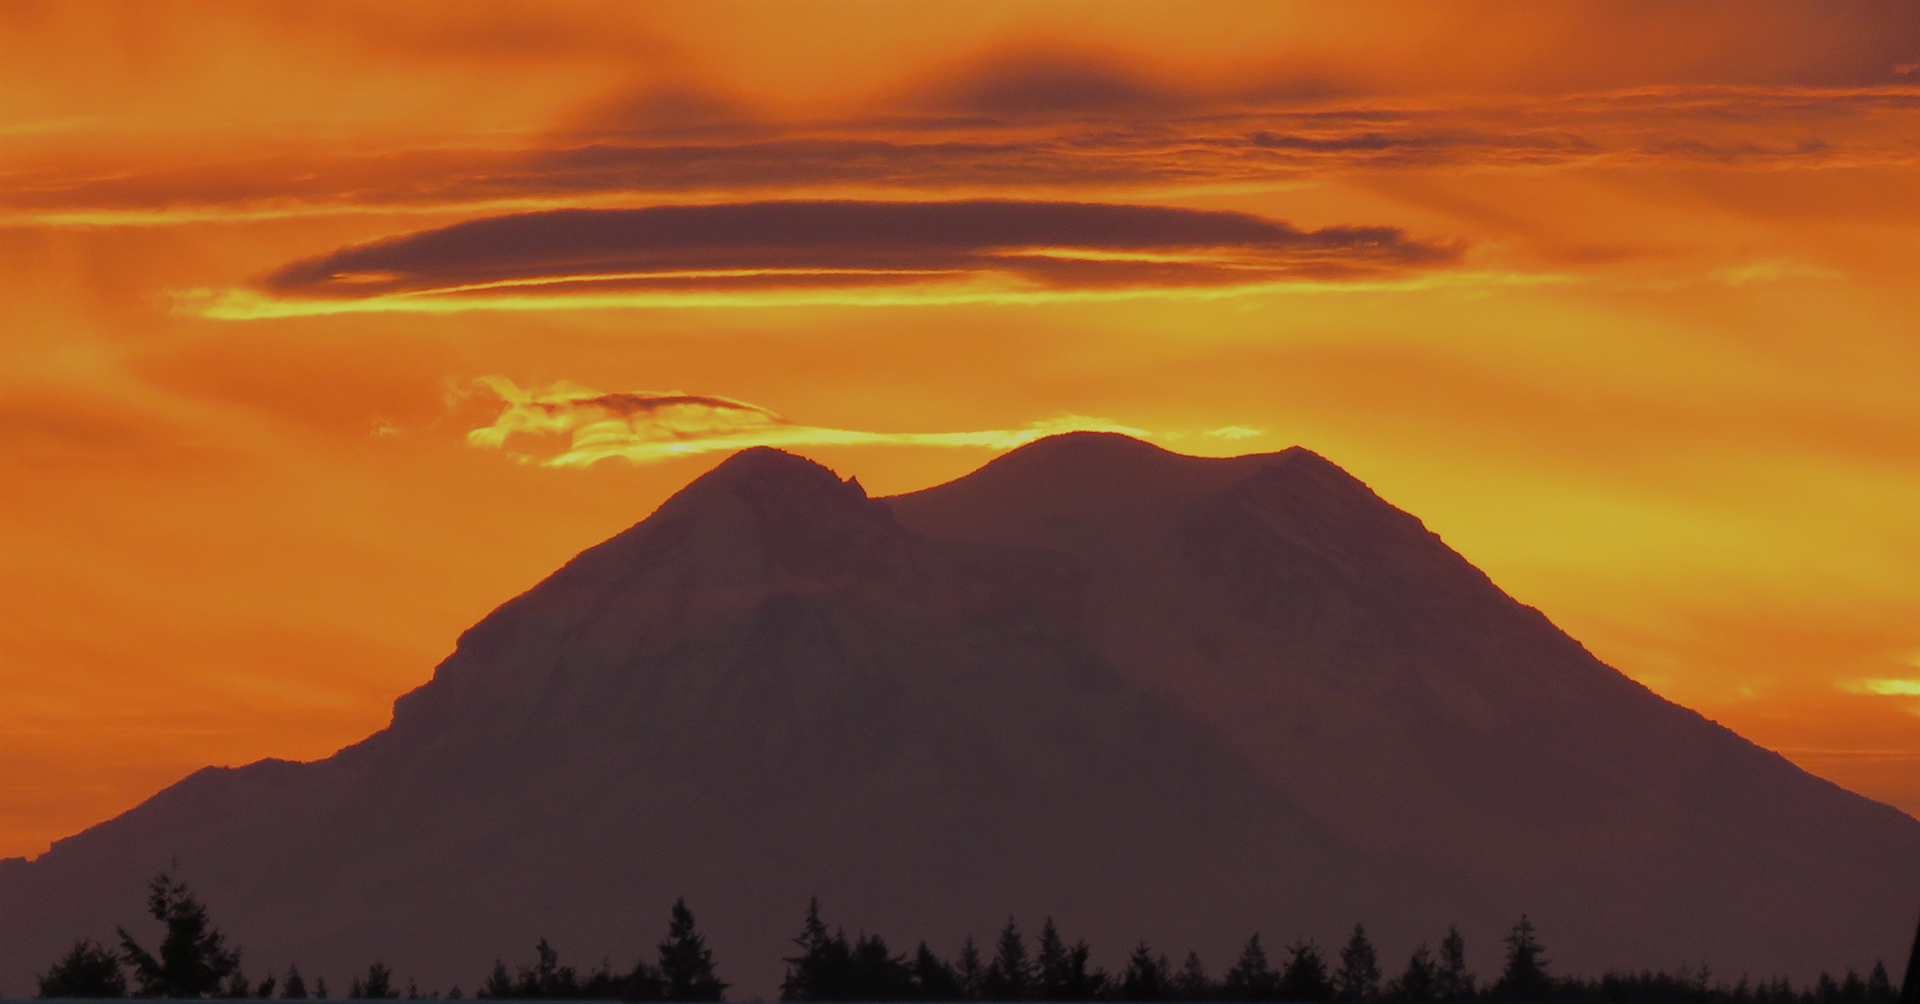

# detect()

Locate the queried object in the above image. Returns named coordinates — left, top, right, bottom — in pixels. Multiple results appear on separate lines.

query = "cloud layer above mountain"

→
left=208, top=200, right=1461, bottom=313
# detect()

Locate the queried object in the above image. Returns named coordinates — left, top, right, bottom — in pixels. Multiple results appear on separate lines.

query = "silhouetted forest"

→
left=31, top=873, right=1917, bottom=1004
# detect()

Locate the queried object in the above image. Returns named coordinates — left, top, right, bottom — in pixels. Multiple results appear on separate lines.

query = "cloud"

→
left=464, top=376, right=1153, bottom=468
left=216, top=199, right=1458, bottom=312
left=1840, top=678, right=1920, bottom=697
left=8, top=84, right=1916, bottom=225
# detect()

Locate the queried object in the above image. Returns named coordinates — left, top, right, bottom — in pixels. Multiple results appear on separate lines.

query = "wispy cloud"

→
left=464, top=376, right=1155, bottom=468
left=1840, top=678, right=1920, bottom=697
left=8, top=84, right=1915, bottom=225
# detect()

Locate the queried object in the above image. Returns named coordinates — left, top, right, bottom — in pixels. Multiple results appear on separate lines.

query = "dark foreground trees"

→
left=119, top=870, right=242, bottom=998
left=38, top=939, right=128, bottom=998
left=478, top=898, right=725, bottom=1000
left=33, top=878, right=1907, bottom=1003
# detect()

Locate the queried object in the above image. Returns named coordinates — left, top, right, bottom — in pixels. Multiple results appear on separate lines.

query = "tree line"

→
left=33, top=873, right=1908, bottom=1004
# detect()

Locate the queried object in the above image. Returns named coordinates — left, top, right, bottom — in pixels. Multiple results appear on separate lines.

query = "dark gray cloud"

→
left=259, top=200, right=1457, bottom=299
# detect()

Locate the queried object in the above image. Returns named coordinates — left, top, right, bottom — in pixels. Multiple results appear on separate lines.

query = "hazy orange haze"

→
left=1, top=0, right=1917, bottom=860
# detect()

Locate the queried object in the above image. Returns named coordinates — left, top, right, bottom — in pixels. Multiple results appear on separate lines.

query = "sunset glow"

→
left=2, top=0, right=1916, bottom=860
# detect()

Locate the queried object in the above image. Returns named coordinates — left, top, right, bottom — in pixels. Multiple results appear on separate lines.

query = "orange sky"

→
left=2, top=0, right=1917, bottom=860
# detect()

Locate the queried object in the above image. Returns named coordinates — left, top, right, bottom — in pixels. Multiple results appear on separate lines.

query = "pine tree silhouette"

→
left=1335, top=926, right=1381, bottom=1002
left=255, top=973, right=280, bottom=999
left=37, top=939, right=128, bottom=998
left=1491, top=917, right=1550, bottom=1002
left=117, top=871, right=242, bottom=998
left=1384, top=945, right=1437, bottom=1003
left=911, top=942, right=963, bottom=1001
left=1223, top=935, right=1278, bottom=1001
left=284, top=964, right=310, bottom=1000
left=982, top=919, right=1032, bottom=1001
left=659, top=900, right=727, bottom=1001
left=481, top=961, right=514, bottom=999
left=1037, top=921, right=1070, bottom=1001
left=780, top=898, right=854, bottom=1001
left=1434, top=927, right=1474, bottom=1003
left=1902, top=909, right=1920, bottom=1004
left=956, top=937, right=985, bottom=1001
left=1119, top=942, right=1172, bottom=1002
left=350, top=963, right=397, bottom=999
left=1278, top=941, right=1333, bottom=1003
left=1173, top=952, right=1213, bottom=1001
left=849, top=934, right=912, bottom=1001
left=1867, top=963, right=1895, bottom=1004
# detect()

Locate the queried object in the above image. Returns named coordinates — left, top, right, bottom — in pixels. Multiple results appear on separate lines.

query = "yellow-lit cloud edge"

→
left=178, top=271, right=1577, bottom=319
left=462, top=375, right=1260, bottom=469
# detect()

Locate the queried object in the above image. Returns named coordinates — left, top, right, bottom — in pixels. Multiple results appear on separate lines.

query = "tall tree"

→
left=1173, top=953, right=1213, bottom=1001
left=37, top=939, right=128, bottom=998
left=911, top=942, right=962, bottom=1001
left=1434, top=928, right=1473, bottom=1003
left=1902, top=909, right=1920, bottom=1004
left=781, top=898, right=853, bottom=1002
left=283, top=965, right=309, bottom=1000
left=1384, top=945, right=1437, bottom=1004
left=480, top=962, right=514, bottom=1000
left=117, top=871, right=242, bottom=998
left=955, top=937, right=984, bottom=1001
left=1490, top=917, right=1550, bottom=1002
left=1119, top=943, right=1172, bottom=1002
left=982, top=920, right=1032, bottom=1001
left=1867, top=963, right=1895, bottom=1004
left=1335, top=925, right=1381, bottom=1002
left=350, top=964, right=397, bottom=999
left=1223, top=935, right=1278, bottom=1001
left=1036, top=921, right=1070, bottom=1001
left=849, top=934, right=911, bottom=1001
left=1278, top=941, right=1333, bottom=1003
left=659, top=900, right=727, bottom=1001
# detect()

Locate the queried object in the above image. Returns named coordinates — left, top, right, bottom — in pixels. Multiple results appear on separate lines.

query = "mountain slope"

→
left=2, top=436, right=1915, bottom=996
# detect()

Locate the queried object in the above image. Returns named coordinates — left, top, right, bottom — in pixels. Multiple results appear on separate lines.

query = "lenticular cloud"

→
left=229, top=200, right=1458, bottom=314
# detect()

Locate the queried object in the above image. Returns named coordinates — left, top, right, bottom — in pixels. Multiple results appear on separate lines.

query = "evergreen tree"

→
left=223, top=971, right=253, bottom=999
left=982, top=920, right=1032, bottom=1001
left=1905, top=911, right=1920, bottom=1004
left=956, top=938, right=985, bottom=1001
left=1866, top=962, right=1894, bottom=1004
left=1384, top=945, right=1437, bottom=1004
left=1037, top=921, right=1071, bottom=1001
left=849, top=934, right=911, bottom=1001
left=1223, top=936, right=1278, bottom=1001
left=1434, top=928, right=1473, bottom=1003
left=255, top=975, right=279, bottom=999
left=283, top=965, right=310, bottom=1000
left=1173, top=953, right=1213, bottom=1001
left=1278, top=941, right=1333, bottom=1003
left=781, top=898, right=854, bottom=1002
left=351, top=964, right=398, bottom=999
left=911, top=942, right=963, bottom=1001
left=1490, top=917, right=1550, bottom=1002
left=1120, top=943, right=1173, bottom=1002
left=481, top=962, right=514, bottom=999
left=316, top=977, right=330, bottom=1000
left=1335, top=926, right=1381, bottom=1002
left=37, top=938, right=129, bottom=998
left=658, top=900, right=727, bottom=1001
left=118, top=871, right=242, bottom=998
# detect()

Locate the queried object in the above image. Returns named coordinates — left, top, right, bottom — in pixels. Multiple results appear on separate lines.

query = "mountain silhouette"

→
left=2, top=434, right=1915, bottom=996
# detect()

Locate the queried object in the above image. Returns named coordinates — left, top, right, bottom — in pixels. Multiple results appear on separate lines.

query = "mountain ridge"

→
left=2, top=433, right=1915, bottom=997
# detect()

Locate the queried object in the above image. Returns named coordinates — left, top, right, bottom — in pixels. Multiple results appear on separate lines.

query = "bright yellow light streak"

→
left=179, top=270, right=1578, bottom=319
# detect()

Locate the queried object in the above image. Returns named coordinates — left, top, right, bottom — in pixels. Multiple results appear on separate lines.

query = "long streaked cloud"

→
left=464, top=376, right=1159, bottom=468
left=184, top=199, right=1465, bottom=315
left=8, top=84, right=1917, bottom=224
